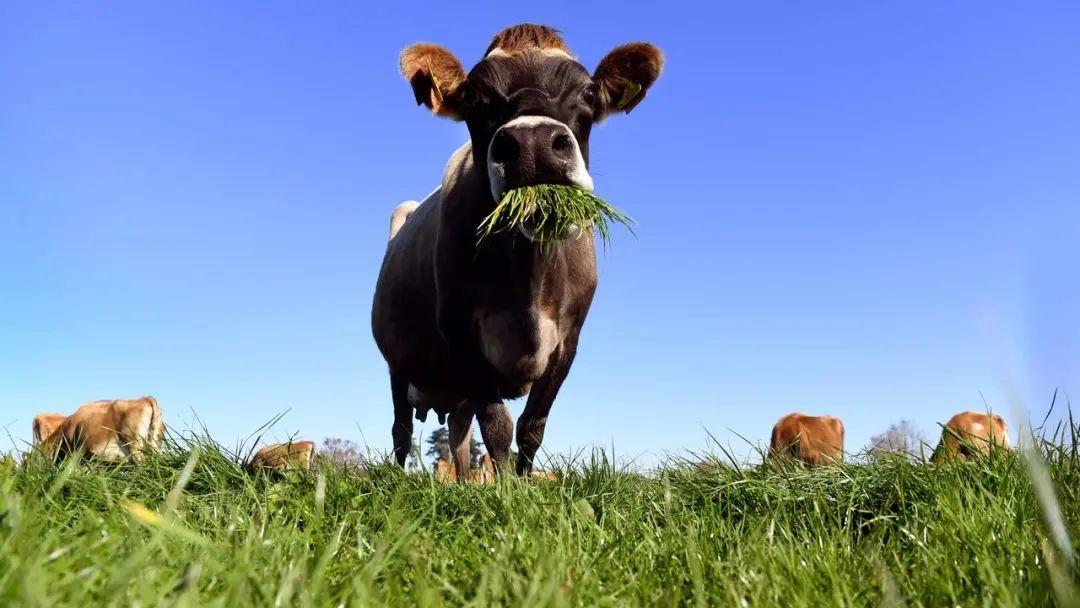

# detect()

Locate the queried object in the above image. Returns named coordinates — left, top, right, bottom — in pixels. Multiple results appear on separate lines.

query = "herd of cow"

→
left=28, top=396, right=314, bottom=473
left=369, top=24, right=1012, bottom=481
left=13, top=25, right=1011, bottom=481
left=21, top=395, right=1009, bottom=478
left=766, top=410, right=1009, bottom=465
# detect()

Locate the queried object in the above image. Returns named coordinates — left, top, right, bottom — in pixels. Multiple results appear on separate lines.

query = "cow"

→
left=769, top=413, right=845, bottom=466
left=434, top=458, right=457, bottom=482
left=531, top=470, right=558, bottom=482
left=470, top=453, right=496, bottom=484
left=248, top=440, right=316, bottom=473
left=51, top=397, right=164, bottom=462
left=372, top=24, right=664, bottom=478
left=32, top=413, right=67, bottom=449
left=931, top=411, right=1009, bottom=462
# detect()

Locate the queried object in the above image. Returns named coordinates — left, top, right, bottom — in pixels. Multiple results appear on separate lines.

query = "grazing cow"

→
left=32, top=413, right=66, bottom=449
left=372, top=23, right=664, bottom=477
left=52, top=397, right=164, bottom=462
left=434, top=458, right=456, bottom=482
left=469, top=453, right=496, bottom=484
left=769, top=413, right=845, bottom=466
left=248, top=440, right=316, bottom=472
left=931, top=411, right=1009, bottom=462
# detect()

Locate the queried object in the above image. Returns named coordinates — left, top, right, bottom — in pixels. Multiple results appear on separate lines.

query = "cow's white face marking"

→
left=486, top=115, right=593, bottom=203
left=486, top=47, right=573, bottom=60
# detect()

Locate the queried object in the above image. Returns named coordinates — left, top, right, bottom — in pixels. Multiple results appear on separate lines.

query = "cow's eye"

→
left=581, top=88, right=596, bottom=106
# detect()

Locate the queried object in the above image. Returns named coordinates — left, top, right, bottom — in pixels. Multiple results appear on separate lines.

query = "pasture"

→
left=1, top=422, right=1078, bottom=607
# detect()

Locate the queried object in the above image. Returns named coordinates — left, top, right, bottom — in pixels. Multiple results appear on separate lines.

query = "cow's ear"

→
left=400, top=43, right=467, bottom=120
left=592, top=42, right=664, bottom=120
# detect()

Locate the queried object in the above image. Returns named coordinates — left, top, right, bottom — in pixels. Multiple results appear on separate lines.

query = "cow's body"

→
left=434, top=458, right=457, bottom=482
left=472, top=453, right=496, bottom=484
left=932, top=411, right=1008, bottom=462
left=373, top=24, right=663, bottom=476
left=248, top=441, right=316, bottom=472
left=769, top=413, right=845, bottom=465
left=51, top=397, right=164, bottom=462
left=433, top=454, right=496, bottom=483
left=32, top=413, right=66, bottom=448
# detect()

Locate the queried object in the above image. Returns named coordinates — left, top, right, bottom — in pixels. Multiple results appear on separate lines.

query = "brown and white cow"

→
left=769, top=412, right=845, bottom=466
left=372, top=24, right=663, bottom=477
left=248, top=440, right=316, bottom=472
left=470, top=453, right=496, bottom=484
left=32, top=413, right=67, bottom=449
left=434, top=458, right=457, bottom=482
left=51, top=397, right=164, bottom=462
left=931, top=411, right=1009, bottom=462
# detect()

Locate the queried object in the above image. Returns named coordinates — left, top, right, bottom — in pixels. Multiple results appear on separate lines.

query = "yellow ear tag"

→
left=431, top=78, right=444, bottom=104
left=427, top=59, right=444, bottom=105
left=617, top=81, right=642, bottom=110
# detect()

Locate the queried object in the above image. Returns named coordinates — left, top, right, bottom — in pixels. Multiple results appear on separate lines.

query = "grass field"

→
left=1, top=424, right=1078, bottom=607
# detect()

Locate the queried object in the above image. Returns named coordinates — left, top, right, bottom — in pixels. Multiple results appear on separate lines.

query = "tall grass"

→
left=1, top=421, right=1078, bottom=607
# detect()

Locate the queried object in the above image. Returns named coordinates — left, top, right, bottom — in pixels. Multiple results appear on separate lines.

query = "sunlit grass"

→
left=0, top=421, right=1078, bottom=606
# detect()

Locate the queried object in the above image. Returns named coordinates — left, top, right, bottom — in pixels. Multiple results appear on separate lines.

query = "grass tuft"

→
left=476, top=184, right=634, bottom=251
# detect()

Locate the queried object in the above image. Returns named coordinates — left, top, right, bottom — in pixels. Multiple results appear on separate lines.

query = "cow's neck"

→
left=440, top=143, right=581, bottom=307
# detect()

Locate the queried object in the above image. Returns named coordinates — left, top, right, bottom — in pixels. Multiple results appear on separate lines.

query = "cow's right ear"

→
left=400, top=43, right=467, bottom=120
left=592, top=42, right=664, bottom=121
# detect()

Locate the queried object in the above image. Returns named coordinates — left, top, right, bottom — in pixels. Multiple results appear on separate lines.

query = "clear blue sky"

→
left=2, top=2, right=1077, bottom=465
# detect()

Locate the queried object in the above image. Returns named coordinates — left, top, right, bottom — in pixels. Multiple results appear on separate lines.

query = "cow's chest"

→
left=473, top=307, right=561, bottom=385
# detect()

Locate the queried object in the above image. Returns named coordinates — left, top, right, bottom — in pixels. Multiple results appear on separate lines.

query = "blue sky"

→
left=2, top=2, right=1077, bottom=465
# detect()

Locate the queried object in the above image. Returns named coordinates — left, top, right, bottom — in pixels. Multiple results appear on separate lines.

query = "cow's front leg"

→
left=390, top=370, right=413, bottom=467
left=447, top=404, right=475, bottom=481
left=474, top=398, right=513, bottom=473
left=516, top=339, right=578, bottom=476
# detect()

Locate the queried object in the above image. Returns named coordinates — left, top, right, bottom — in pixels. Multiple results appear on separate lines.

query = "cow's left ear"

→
left=400, top=43, right=467, bottom=120
left=592, top=42, right=664, bottom=120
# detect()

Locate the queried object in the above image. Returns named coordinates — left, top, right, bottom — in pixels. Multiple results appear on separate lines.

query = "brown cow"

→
left=469, top=453, right=496, bottom=484
left=248, top=440, right=316, bottom=472
left=373, top=24, right=664, bottom=477
left=32, top=413, right=66, bottom=449
left=51, top=397, right=164, bottom=462
left=434, top=458, right=457, bottom=482
left=769, top=413, right=845, bottom=465
left=931, top=411, right=1009, bottom=462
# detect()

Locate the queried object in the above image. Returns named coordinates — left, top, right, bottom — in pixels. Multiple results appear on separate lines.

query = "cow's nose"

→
left=486, top=116, right=593, bottom=199
left=489, top=128, right=521, bottom=165
left=489, top=123, right=576, bottom=175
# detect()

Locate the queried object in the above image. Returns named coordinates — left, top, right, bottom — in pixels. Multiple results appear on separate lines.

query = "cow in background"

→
left=52, top=397, right=164, bottom=462
left=769, top=413, right=845, bottom=466
left=931, top=411, right=1009, bottom=462
left=32, top=413, right=66, bottom=450
left=248, top=440, right=316, bottom=473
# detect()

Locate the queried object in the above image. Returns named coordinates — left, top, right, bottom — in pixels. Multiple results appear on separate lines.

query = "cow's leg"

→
left=447, top=405, right=475, bottom=481
left=474, top=398, right=513, bottom=473
left=390, top=371, right=413, bottom=467
left=516, top=340, right=578, bottom=476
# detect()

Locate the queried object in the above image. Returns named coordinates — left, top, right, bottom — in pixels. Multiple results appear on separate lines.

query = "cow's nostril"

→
left=490, top=130, right=518, bottom=164
left=552, top=132, right=573, bottom=155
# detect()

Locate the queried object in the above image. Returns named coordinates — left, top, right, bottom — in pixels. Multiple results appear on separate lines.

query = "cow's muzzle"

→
left=486, top=116, right=593, bottom=203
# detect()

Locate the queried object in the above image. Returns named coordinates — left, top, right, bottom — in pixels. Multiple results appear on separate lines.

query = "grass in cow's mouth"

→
left=476, top=184, right=634, bottom=250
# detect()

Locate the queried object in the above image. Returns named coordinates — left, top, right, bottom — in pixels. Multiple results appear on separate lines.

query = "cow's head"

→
left=401, top=24, right=663, bottom=202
